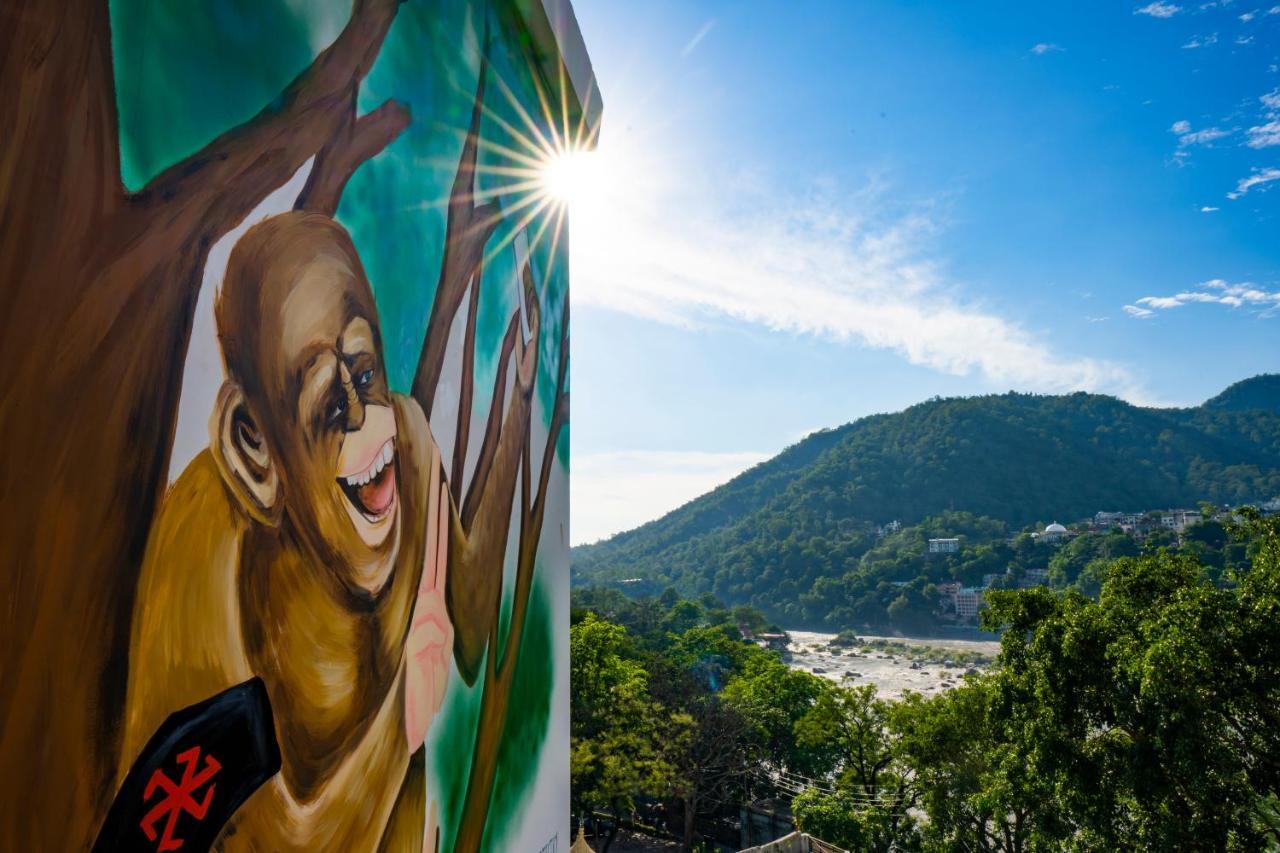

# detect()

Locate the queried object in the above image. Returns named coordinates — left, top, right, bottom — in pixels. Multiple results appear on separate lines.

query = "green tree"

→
left=793, top=684, right=918, bottom=849
left=570, top=615, right=676, bottom=851
left=723, top=656, right=832, bottom=777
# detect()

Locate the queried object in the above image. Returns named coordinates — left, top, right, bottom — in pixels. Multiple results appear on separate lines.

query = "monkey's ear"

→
left=211, top=382, right=282, bottom=527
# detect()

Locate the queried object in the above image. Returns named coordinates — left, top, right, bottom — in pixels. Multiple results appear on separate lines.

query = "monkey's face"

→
left=270, top=253, right=402, bottom=595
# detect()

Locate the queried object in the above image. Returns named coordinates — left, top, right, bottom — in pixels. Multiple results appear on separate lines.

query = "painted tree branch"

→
left=454, top=293, right=570, bottom=852
left=451, top=266, right=486, bottom=500
left=461, top=313, right=521, bottom=529
left=296, top=87, right=411, bottom=216
left=136, top=0, right=403, bottom=233
left=411, top=34, right=502, bottom=418
left=0, top=0, right=122, bottom=273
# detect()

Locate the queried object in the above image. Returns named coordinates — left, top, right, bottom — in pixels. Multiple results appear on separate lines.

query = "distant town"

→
left=914, top=499, right=1280, bottom=625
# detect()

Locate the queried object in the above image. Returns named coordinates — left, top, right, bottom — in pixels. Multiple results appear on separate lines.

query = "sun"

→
left=539, top=148, right=600, bottom=207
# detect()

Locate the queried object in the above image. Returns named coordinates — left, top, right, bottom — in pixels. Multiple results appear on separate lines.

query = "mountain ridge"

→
left=572, top=375, right=1280, bottom=611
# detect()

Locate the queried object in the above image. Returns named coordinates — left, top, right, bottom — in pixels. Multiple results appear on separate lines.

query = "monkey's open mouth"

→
left=338, top=438, right=397, bottom=521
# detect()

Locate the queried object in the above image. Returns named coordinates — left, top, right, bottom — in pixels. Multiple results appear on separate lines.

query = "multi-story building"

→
left=1161, top=509, right=1201, bottom=533
left=928, top=537, right=960, bottom=555
left=954, top=587, right=985, bottom=620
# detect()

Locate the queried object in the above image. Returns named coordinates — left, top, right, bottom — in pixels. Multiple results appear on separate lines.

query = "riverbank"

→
left=784, top=629, right=1002, bottom=700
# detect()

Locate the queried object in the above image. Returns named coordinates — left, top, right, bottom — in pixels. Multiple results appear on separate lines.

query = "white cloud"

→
left=1240, top=9, right=1259, bottom=20
left=1182, top=32, right=1219, bottom=48
left=568, top=144, right=1146, bottom=403
left=1227, top=166, right=1280, bottom=197
left=1181, top=126, right=1233, bottom=144
left=1125, top=279, right=1280, bottom=317
left=1136, top=1, right=1183, bottom=16
left=1200, top=205, right=1220, bottom=211
left=1246, top=89, right=1280, bottom=147
left=1169, top=120, right=1233, bottom=151
left=1030, top=43, right=1064, bottom=55
left=1248, top=121, right=1280, bottom=147
left=1237, top=34, right=1256, bottom=43
left=571, top=450, right=769, bottom=544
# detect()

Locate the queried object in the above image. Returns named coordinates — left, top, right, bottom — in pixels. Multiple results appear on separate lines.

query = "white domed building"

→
left=1038, top=522, right=1070, bottom=543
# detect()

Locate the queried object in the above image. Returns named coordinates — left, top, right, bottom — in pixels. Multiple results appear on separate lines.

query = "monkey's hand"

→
left=405, top=478, right=454, bottom=753
left=515, top=265, right=542, bottom=393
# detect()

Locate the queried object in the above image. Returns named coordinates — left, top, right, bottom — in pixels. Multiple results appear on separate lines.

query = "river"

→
left=783, top=629, right=1002, bottom=701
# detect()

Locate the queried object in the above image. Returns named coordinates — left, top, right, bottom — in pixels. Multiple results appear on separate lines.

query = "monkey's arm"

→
left=226, top=667, right=411, bottom=852
left=444, top=287, right=540, bottom=685
left=121, top=452, right=256, bottom=778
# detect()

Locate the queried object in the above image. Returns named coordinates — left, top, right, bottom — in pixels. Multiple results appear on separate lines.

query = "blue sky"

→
left=566, top=0, right=1280, bottom=543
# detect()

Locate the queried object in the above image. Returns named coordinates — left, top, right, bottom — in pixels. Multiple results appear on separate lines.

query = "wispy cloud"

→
left=1136, top=1, right=1183, bottom=17
left=1124, top=279, right=1280, bottom=317
left=1201, top=205, right=1220, bottom=211
left=571, top=450, right=769, bottom=544
left=1227, top=165, right=1280, bottom=197
left=1239, top=8, right=1259, bottom=20
left=1171, top=119, right=1234, bottom=146
left=570, top=149, right=1147, bottom=402
left=1182, top=32, right=1219, bottom=48
left=680, top=19, right=716, bottom=57
left=1030, top=43, right=1064, bottom=55
left=1246, top=88, right=1280, bottom=148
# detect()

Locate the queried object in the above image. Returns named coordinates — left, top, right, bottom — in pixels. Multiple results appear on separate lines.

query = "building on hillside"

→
left=1118, top=513, right=1153, bottom=535
left=1020, top=568, right=1050, bottom=588
left=877, top=520, right=902, bottom=538
left=935, top=582, right=962, bottom=621
left=928, top=537, right=960, bottom=555
left=1093, top=511, right=1126, bottom=529
left=953, top=587, right=985, bottom=621
left=1161, top=509, right=1201, bottom=533
left=1036, top=522, right=1070, bottom=543
left=1263, top=497, right=1280, bottom=515
left=982, top=573, right=1005, bottom=589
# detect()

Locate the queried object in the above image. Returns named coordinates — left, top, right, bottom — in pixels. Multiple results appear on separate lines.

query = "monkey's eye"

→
left=355, top=368, right=374, bottom=388
left=328, top=395, right=347, bottom=424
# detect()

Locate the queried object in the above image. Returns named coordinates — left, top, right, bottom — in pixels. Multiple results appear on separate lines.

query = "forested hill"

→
left=572, top=375, right=1280, bottom=610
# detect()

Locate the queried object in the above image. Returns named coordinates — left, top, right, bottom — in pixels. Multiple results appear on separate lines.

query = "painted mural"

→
left=0, top=0, right=587, bottom=849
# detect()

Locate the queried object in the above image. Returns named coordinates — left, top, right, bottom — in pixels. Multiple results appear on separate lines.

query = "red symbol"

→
left=140, top=746, right=222, bottom=852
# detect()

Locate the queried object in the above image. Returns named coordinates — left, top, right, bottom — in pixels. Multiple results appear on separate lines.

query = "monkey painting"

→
left=0, top=0, right=579, bottom=847
left=119, top=211, right=541, bottom=849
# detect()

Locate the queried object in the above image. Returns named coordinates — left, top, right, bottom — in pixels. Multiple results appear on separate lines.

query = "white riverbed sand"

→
left=784, top=630, right=1002, bottom=701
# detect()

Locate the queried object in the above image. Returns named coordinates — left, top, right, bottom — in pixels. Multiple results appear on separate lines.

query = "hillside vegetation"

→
left=572, top=375, right=1280, bottom=627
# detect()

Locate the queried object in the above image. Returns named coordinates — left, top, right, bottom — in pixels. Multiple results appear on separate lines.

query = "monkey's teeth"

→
left=344, top=441, right=395, bottom=489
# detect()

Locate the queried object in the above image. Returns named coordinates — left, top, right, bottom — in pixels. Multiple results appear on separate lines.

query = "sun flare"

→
left=539, top=149, right=599, bottom=207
